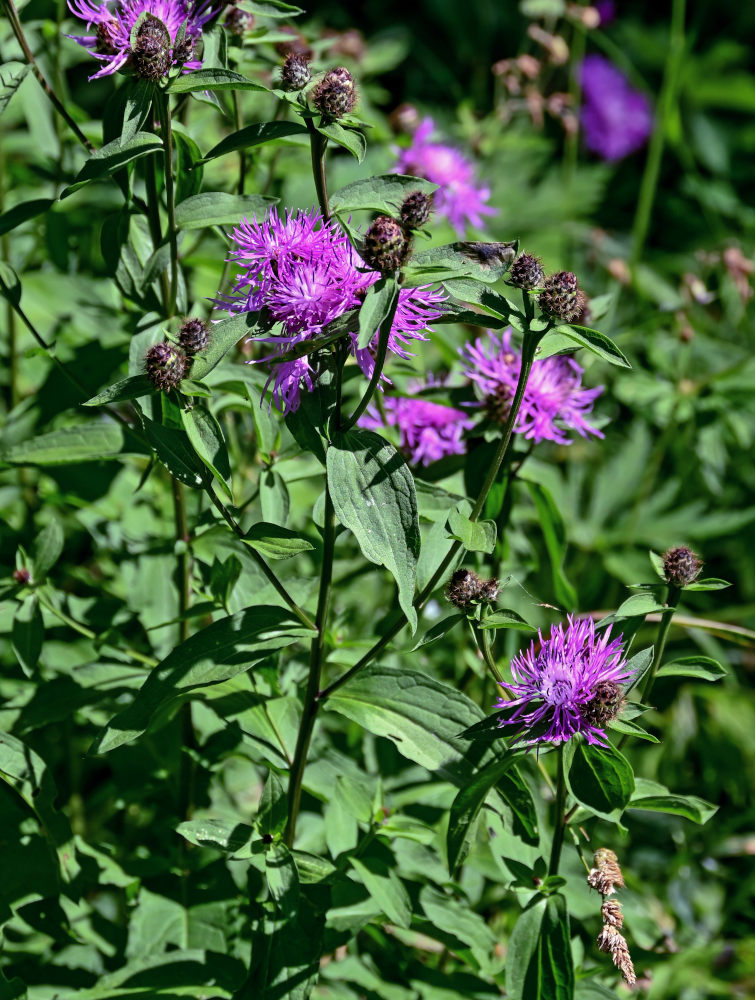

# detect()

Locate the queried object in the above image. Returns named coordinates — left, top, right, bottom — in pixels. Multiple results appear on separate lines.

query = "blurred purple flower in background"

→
left=68, top=0, right=217, bottom=80
left=359, top=381, right=474, bottom=466
left=393, top=118, right=496, bottom=234
left=217, top=207, right=445, bottom=413
left=459, top=329, right=604, bottom=444
left=595, top=0, right=615, bottom=26
left=580, top=54, right=653, bottom=161
left=496, top=616, right=632, bottom=747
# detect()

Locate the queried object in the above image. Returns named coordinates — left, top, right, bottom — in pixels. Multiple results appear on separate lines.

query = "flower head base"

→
left=446, top=569, right=498, bottom=610
left=662, top=546, right=702, bottom=587
left=400, top=191, right=433, bottom=230
left=145, top=341, right=188, bottom=391
left=539, top=271, right=586, bottom=323
left=363, top=215, right=409, bottom=274
left=509, top=252, right=544, bottom=290
left=312, top=66, right=357, bottom=118
left=580, top=54, right=652, bottom=161
left=280, top=51, right=311, bottom=91
left=497, top=616, right=632, bottom=746
left=178, top=317, right=209, bottom=356
left=460, top=329, right=604, bottom=445
left=393, top=117, right=496, bottom=235
left=68, top=0, right=218, bottom=80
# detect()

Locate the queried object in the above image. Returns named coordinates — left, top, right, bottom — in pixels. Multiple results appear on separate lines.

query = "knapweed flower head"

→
left=460, top=329, right=604, bottom=444
left=400, top=190, right=433, bottom=230
left=362, top=215, right=409, bottom=274
left=280, top=51, right=311, bottom=91
left=393, top=117, right=496, bottom=235
left=358, top=379, right=474, bottom=466
left=312, top=66, right=357, bottom=118
left=580, top=54, right=653, bottom=161
left=446, top=569, right=498, bottom=610
left=178, top=316, right=209, bottom=356
left=496, top=616, right=631, bottom=746
left=217, top=206, right=445, bottom=413
left=509, top=252, right=544, bottom=291
left=145, top=340, right=188, bottom=391
left=662, top=545, right=703, bottom=587
left=539, top=270, right=586, bottom=323
left=68, top=0, right=218, bottom=80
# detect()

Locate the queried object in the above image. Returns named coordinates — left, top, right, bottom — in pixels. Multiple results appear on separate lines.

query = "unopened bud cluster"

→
left=579, top=680, right=625, bottom=729
left=280, top=51, right=311, bottom=91
left=224, top=6, right=255, bottom=36
left=312, top=66, right=357, bottom=118
left=539, top=270, right=587, bottom=323
left=145, top=318, right=210, bottom=392
left=363, top=215, right=409, bottom=274
left=131, top=14, right=171, bottom=81
left=400, top=190, right=433, bottom=230
left=662, top=545, right=702, bottom=588
left=446, top=569, right=499, bottom=611
left=587, top=848, right=636, bottom=987
left=509, top=252, right=544, bottom=290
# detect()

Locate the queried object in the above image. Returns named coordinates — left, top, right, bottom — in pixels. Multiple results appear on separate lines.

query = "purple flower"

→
left=393, top=118, right=496, bottom=234
left=459, top=329, right=604, bottom=445
left=217, top=207, right=445, bottom=413
left=595, top=0, right=615, bottom=25
left=497, top=616, right=632, bottom=747
left=68, top=0, right=218, bottom=80
left=580, top=55, right=653, bottom=161
left=359, top=379, right=474, bottom=466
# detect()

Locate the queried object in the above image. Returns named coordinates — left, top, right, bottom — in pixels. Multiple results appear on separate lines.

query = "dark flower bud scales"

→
left=280, top=51, right=311, bottom=91
left=224, top=6, right=254, bottom=35
left=312, top=66, right=357, bottom=119
left=178, top=317, right=210, bottom=356
left=579, top=680, right=624, bottom=729
left=539, top=270, right=587, bottom=323
left=509, top=252, right=544, bottom=290
left=13, top=567, right=31, bottom=585
left=363, top=215, right=408, bottom=273
left=446, top=569, right=498, bottom=610
left=400, top=191, right=433, bottom=230
left=663, top=546, right=703, bottom=587
left=131, top=14, right=172, bottom=81
left=145, top=341, right=188, bottom=392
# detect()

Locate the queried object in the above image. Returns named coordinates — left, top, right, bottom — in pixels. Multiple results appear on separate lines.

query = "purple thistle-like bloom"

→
left=580, top=55, right=653, bottom=161
left=217, top=207, right=445, bottom=413
left=68, top=0, right=218, bottom=80
left=359, top=379, right=474, bottom=466
left=497, top=616, right=632, bottom=747
left=393, top=118, right=496, bottom=234
left=460, top=329, right=604, bottom=445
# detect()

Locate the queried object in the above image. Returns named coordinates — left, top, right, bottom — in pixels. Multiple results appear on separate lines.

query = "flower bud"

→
left=178, top=317, right=210, bottom=356
left=131, top=14, right=172, bottom=81
left=446, top=569, right=498, bottom=610
left=145, top=341, right=188, bottom=392
left=172, top=35, right=195, bottom=65
left=400, top=191, right=433, bottom=230
left=280, top=51, right=311, bottom=91
left=539, top=270, right=587, bottom=323
left=224, top=6, right=254, bottom=35
left=579, top=680, right=624, bottom=729
left=662, top=546, right=702, bottom=587
left=13, top=567, right=31, bottom=585
left=509, top=252, right=544, bottom=290
left=312, top=66, right=357, bottom=119
left=362, top=215, right=409, bottom=274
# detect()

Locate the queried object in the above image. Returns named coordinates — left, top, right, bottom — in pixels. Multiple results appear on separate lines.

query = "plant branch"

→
left=548, top=743, right=567, bottom=877
left=341, top=280, right=401, bottom=433
left=641, top=585, right=681, bottom=703
left=306, top=119, right=330, bottom=219
left=159, top=91, right=179, bottom=317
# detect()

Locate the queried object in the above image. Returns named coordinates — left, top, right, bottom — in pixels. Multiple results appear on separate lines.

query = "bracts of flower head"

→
left=67, top=0, right=221, bottom=80
left=588, top=848, right=637, bottom=987
left=144, top=317, right=211, bottom=392
left=446, top=569, right=499, bottom=611
left=662, top=545, right=703, bottom=588
left=214, top=206, right=445, bottom=414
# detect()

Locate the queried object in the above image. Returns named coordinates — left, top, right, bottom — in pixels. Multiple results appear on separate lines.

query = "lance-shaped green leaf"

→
left=62, top=132, right=162, bottom=196
left=564, top=738, right=635, bottom=821
left=447, top=501, right=496, bottom=554
left=32, top=520, right=64, bottom=580
left=243, top=523, right=314, bottom=560
left=480, top=609, right=537, bottom=632
left=351, top=855, right=412, bottom=929
left=120, top=77, right=153, bottom=144
left=0, top=424, right=127, bottom=466
left=12, top=597, right=43, bottom=677
left=411, top=613, right=465, bottom=650
left=327, top=430, right=420, bottom=631
left=506, top=895, right=574, bottom=1000
left=315, top=120, right=367, bottom=162
left=84, top=374, right=154, bottom=406
left=356, top=275, right=398, bottom=350
left=144, top=417, right=208, bottom=488
left=0, top=60, right=28, bottom=116
left=167, top=68, right=268, bottom=93
left=330, top=173, right=438, bottom=216
left=91, top=606, right=311, bottom=753
left=629, top=778, right=717, bottom=824
left=201, top=121, right=309, bottom=162
left=241, top=0, right=303, bottom=16
left=657, top=655, right=726, bottom=681
left=175, top=192, right=275, bottom=230
left=182, top=405, right=232, bottom=498
left=0, top=197, right=55, bottom=237
left=190, top=311, right=261, bottom=380
left=538, top=325, right=631, bottom=369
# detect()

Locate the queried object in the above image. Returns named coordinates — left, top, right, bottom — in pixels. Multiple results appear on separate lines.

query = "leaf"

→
left=629, top=778, right=717, bottom=824
left=0, top=262, right=21, bottom=306
left=608, top=718, right=659, bottom=742
left=175, top=191, right=276, bottom=229
left=351, top=855, right=412, bottom=929
left=177, top=817, right=256, bottom=855
left=447, top=501, right=496, bottom=554
left=685, top=577, right=731, bottom=591
left=328, top=430, right=420, bottom=631
left=32, top=520, right=64, bottom=580
left=326, top=663, right=492, bottom=784
left=244, top=523, right=314, bottom=560
left=12, top=597, right=43, bottom=676
left=0, top=424, right=126, bottom=466
left=121, top=78, right=153, bottom=144
left=597, top=592, right=667, bottom=626
left=623, top=645, right=654, bottom=694
left=411, top=613, right=465, bottom=650
left=190, top=311, right=261, bottom=380
left=0, top=198, right=55, bottom=237
left=506, top=895, right=574, bottom=1000
left=330, top=173, right=438, bottom=216
left=0, top=61, right=28, bottom=117
left=182, top=405, right=232, bottom=497
left=84, top=374, right=154, bottom=405
left=62, top=132, right=162, bottom=196
left=547, top=325, right=631, bottom=368
left=201, top=121, right=309, bottom=162
left=564, top=739, right=635, bottom=821
left=480, top=609, right=537, bottom=632
left=657, top=656, right=727, bottom=681
left=239, top=0, right=304, bottom=15
left=316, top=120, right=367, bottom=162
left=356, top=275, right=398, bottom=350
left=168, top=68, right=268, bottom=93
left=91, top=606, right=311, bottom=753
left=446, top=752, right=523, bottom=873
left=408, top=241, right=518, bottom=283
left=258, top=771, right=287, bottom=838
left=144, top=416, right=208, bottom=488
left=525, top=481, right=577, bottom=610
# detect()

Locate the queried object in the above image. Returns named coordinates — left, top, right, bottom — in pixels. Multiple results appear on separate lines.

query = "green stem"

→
left=231, top=91, right=246, bottom=195
left=0, top=145, right=18, bottom=410
left=37, top=591, right=157, bottom=667
left=306, top=119, right=330, bottom=219
left=159, top=91, right=179, bottom=317
left=144, top=149, right=171, bottom=313
left=470, top=620, right=504, bottom=684
left=630, top=0, right=687, bottom=268
left=2, top=0, right=94, bottom=153
left=284, top=488, right=336, bottom=846
left=641, top=585, right=681, bottom=703
left=172, top=478, right=195, bottom=820
left=319, top=328, right=542, bottom=701
left=548, top=744, right=566, bottom=878
left=204, top=484, right=317, bottom=631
